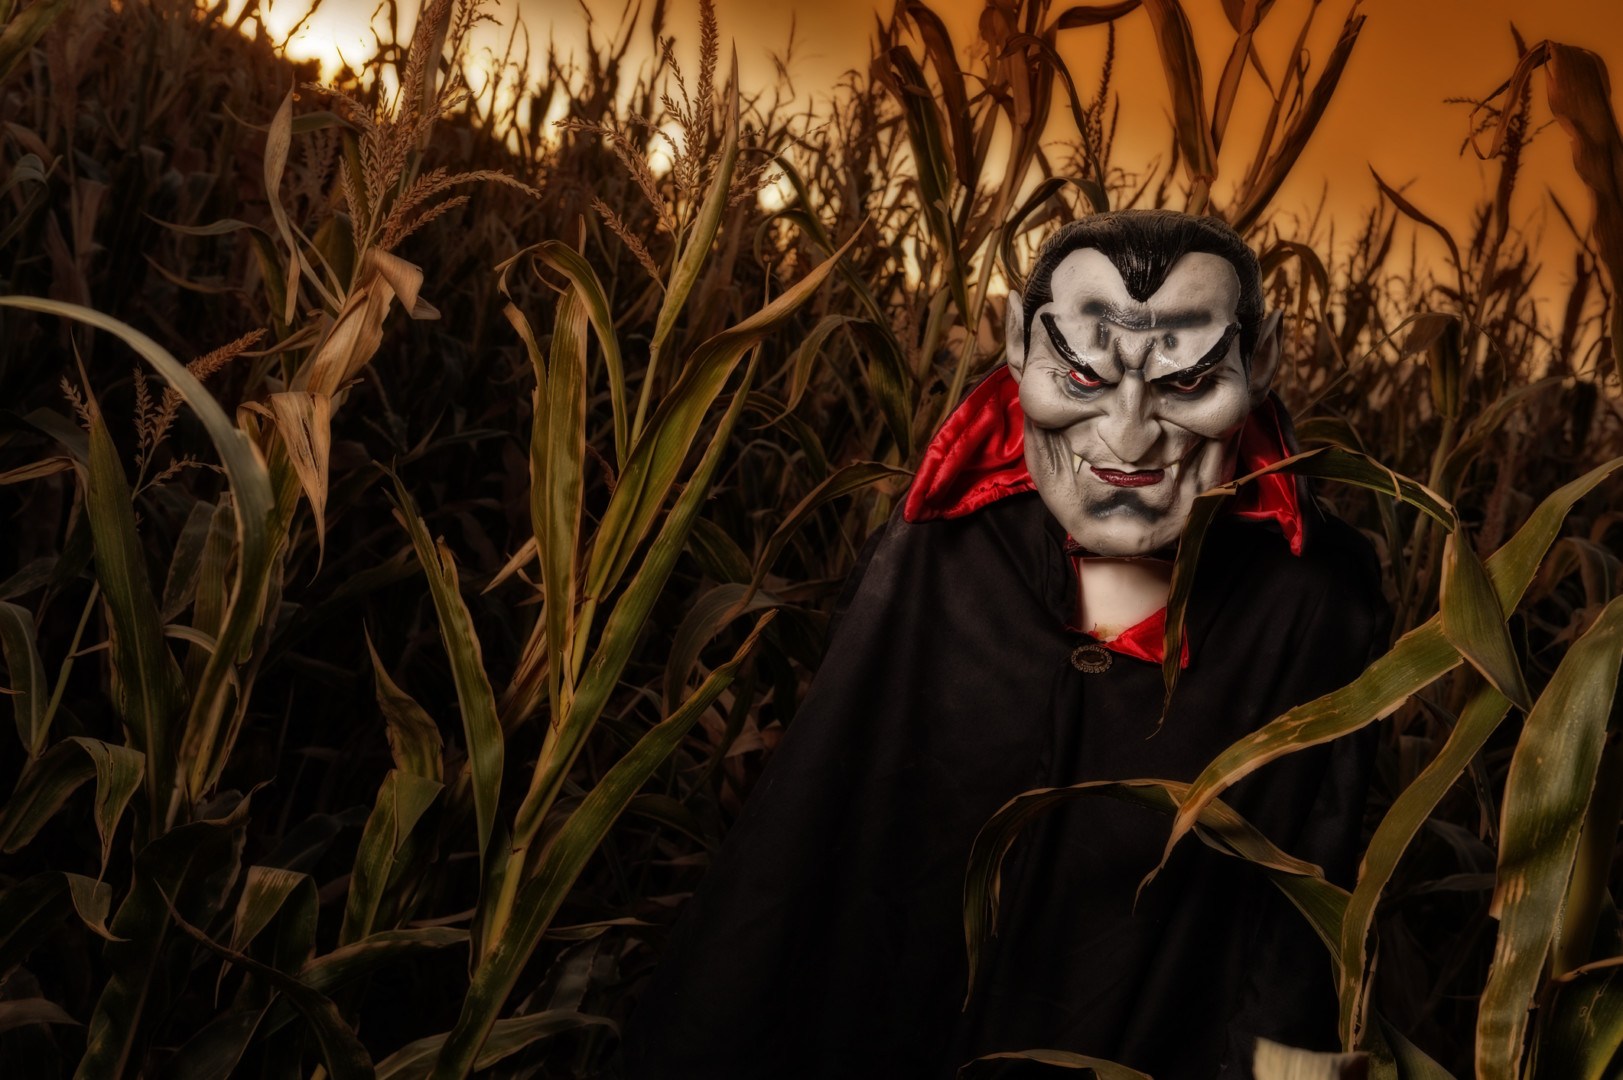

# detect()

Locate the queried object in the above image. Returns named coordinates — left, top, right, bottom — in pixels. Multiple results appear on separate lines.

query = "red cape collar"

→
left=902, top=366, right=1303, bottom=666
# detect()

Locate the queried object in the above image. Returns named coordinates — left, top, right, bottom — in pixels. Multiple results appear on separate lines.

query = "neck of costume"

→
left=622, top=369, right=1387, bottom=1080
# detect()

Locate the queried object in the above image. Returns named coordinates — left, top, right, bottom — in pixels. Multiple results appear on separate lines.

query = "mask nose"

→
left=1095, top=376, right=1160, bottom=465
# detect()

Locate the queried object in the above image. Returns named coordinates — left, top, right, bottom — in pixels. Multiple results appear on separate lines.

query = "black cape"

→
left=622, top=488, right=1387, bottom=1079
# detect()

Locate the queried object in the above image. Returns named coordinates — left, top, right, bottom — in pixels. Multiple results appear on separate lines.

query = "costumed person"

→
left=620, top=210, right=1389, bottom=1079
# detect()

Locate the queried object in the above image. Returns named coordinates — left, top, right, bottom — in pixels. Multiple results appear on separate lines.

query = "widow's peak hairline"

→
left=1017, top=210, right=1265, bottom=367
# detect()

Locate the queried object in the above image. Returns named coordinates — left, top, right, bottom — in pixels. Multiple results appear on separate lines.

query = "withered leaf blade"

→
left=268, top=391, right=333, bottom=563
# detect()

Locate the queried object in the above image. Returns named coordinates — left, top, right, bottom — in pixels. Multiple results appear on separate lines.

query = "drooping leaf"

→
left=366, top=631, right=444, bottom=782
left=0, top=998, right=80, bottom=1035
left=0, top=739, right=96, bottom=853
left=267, top=391, right=333, bottom=562
left=1478, top=594, right=1623, bottom=1080
left=68, top=736, right=146, bottom=876
left=663, top=582, right=780, bottom=715
left=960, top=1047, right=1153, bottom=1078
left=390, top=477, right=502, bottom=869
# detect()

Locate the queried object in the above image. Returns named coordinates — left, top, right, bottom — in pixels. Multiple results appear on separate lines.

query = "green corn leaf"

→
left=510, top=363, right=759, bottom=854
left=963, top=778, right=1346, bottom=1000
left=162, top=1009, right=269, bottom=1080
left=0, top=298, right=279, bottom=824
left=0, top=601, right=49, bottom=756
left=1532, top=964, right=1623, bottom=1080
left=0, top=873, right=69, bottom=978
left=0, top=998, right=80, bottom=1036
left=1158, top=457, right=1623, bottom=878
left=663, top=582, right=780, bottom=716
left=1440, top=532, right=1532, bottom=710
left=1163, top=445, right=1454, bottom=703
left=0, top=739, right=96, bottom=853
left=1438, top=378, right=1561, bottom=498
left=80, top=364, right=187, bottom=830
left=75, top=796, right=251, bottom=1080
left=741, top=461, right=913, bottom=606
left=367, top=631, right=444, bottom=782
left=339, top=771, right=444, bottom=945
left=773, top=313, right=855, bottom=421
left=537, top=285, right=589, bottom=709
left=1338, top=683, right=1512, bottom=1047
left=847, top=320, right=915, bottom=458
left=186, top=497, right=236, bottom=692
left=583, top=226, right=861, bottom=605
left=684, top=518, right=753, bottom=585
left=535, top=241, right=629, bottom=467
left=65, top=871, right=119, bottom=941
left=161, top=499, right=217, bottom=622
left=1477, top=594, right=1623, bottom=1080
left=162, top=891, right=375, bottom=1080
left=391, top=477, right=503, bottom=869
left=960, top=1048, right=1153, bottom=1077
left=229, top=866, right=309, bottom=957
left=300, top=927, right=470, bottom=996
left=68, top=736, right=145, bottom=877
left=1374, top=1012, right=1457, bottom=1080
left=0, top=0, right=72, bottom=83
left=375, top=1010, right=616, bottom=1080
left=431, top=616, right=772, bottom=1080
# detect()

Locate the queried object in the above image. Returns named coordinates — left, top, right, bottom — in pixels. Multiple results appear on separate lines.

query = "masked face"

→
left=1007, top=247, right=1278, bottom=557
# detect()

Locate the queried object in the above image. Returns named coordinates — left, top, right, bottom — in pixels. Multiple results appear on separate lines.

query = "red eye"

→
left=1069, top=369, right=1102, bottom=389
left=1167, top=373, right=1206, bottom=394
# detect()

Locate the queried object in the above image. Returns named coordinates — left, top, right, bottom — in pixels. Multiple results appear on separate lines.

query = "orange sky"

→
left=266, top=0, right=1623, bottom=299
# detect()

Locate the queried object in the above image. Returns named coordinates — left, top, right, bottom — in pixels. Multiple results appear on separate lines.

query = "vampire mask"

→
left=1006, top=211, right=1283, bottom=558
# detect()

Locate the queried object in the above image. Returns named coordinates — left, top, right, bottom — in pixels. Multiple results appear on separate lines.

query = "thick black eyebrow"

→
left=1150, top=323, right=1241, bottom=385
left=1040, top=313, right=1099, bottom=375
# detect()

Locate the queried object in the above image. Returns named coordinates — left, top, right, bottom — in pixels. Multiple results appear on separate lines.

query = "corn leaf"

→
left=663, top=582, right=780, bottom=715
left=391, top=478, right=503, bottom=869
left=847, top=320, right=915, bottom=458
left=367, top=632, right=444, bottom=781
left=0, top=872, right=70, bottom=978
left=1374, top=1013, right=1455, bottom=1080
left=161, top=499, right=217, bottom=622
left=741, top=461, right=913, bottom=605
left=339, top=770, right=444, bottom=945
left=228, top=866, right=309, bottom=957
left=0, top=299, right=280, bottom=820
left=431, top=616, right=772, bottom=1080
left=1141, top=0, right=1216, bottom=188
left=583, top=229, right=860, bottom=604
left=1158, top=457, right=1623, bottom=875
left=262, top=89, right=304, bottom=324
left=376, top=1010, right=616, bottom=1080
left=267, top=391, right=333, bottom=563
left=163, top=891, right=375, bottom=1080
left=1439, top=533, right=1532, bottom=711
left=964, top=779, right=1346, bottom=1001
left=1163, top=445, right=1454, bottom=702
left=0, top=0, right=72, bottom=84
left=0, top=739, right=96, bottom=853
left=1533, top=965, right=1623, bottom=1080
left=535, top=241, right=628, bottom=467
left=509, top=363, right=760, bottom=877
left=75, top=796, right=251, bottom=1080
left=1253, top=1039, right=1367, bottom=1080
left=962, top=1048, right=1153, bottom=1077
left=1338, top=683, right=1512, bottom=1047
left=68, top=736, right=145, bottom=877
left=65, top=871, right=120, bottom=941
left=0, top=998, right=80, bottom=1035
left=0, top=601, right=49, bottom=756
left=300, top=927, right=471, bottom=997
left=536, top=285, right=589, bottom=708
left=1477, top=594, right=1623, bottom=1080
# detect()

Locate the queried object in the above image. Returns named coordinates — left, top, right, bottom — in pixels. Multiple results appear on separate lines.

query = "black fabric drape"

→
left=621, top=490, right=1386, bottom=1080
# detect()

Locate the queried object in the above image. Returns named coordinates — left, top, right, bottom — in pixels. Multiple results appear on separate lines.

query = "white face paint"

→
left=1007, top=248, right=1274, bottom=557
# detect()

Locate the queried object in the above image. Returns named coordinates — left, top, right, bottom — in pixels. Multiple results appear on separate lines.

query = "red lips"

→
left=1090, top=466, right=1164, bottom=487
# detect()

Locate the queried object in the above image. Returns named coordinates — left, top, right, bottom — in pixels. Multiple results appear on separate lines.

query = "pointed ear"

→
left=1005, top=290, right=1026, bottom=381
left=1247, top=310, right=1283, bottom=406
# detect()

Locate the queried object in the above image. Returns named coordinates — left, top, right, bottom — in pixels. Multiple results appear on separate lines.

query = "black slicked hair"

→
left=1019, top=210, right=1266, bottom=368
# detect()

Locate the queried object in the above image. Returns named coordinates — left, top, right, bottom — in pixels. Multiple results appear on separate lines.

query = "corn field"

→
left=3, top=0, right=1623, bottom=1075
